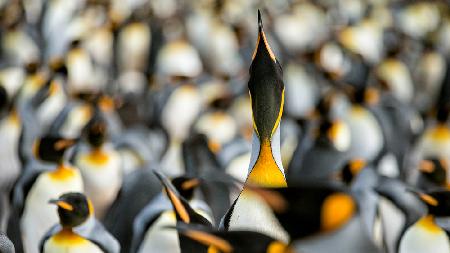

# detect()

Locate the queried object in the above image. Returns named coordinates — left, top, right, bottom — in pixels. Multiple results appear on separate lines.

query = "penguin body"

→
left=399, top=216, right=450, bottom=253
left=103, top=167, right=162, bottom=253
left=21, top=165, right=83, bottom=253
left=16, top=135, right=83, bottom=253
left=74, top=143, right=121, bottom=218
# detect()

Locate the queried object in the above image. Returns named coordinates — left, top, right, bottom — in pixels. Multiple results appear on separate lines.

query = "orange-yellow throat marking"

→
left=51, top=229, right=88, bottom=245
left=247, top=140, right=287, bottom=188
left=417, top=215, right=442, bottom=234
left=49, top=165, right=77, bottom=181
left=86, top=149, right=110, bottom=166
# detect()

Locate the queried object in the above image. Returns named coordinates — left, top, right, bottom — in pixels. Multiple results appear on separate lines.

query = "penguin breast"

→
left=229, top=188, right=289, bottom=243
left=399, top=217, right=450, bottom=253
left=43, top=230, right=103, bottom=253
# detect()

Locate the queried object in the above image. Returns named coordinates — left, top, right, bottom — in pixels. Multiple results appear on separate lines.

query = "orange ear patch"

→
left=321, top=193, right=355, bottom=232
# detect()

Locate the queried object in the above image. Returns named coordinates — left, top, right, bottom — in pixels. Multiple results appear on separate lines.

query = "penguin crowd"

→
left=1, top=0, right=450, bottom=253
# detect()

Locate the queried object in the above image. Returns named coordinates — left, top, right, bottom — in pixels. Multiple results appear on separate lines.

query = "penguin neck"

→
left=87, top=145, right=109, bottom=165
left=246, top=125, right=287, bottom=188
left=417, top=215, right=442, bottom=234
left=49, top=163, right=76, bottom=181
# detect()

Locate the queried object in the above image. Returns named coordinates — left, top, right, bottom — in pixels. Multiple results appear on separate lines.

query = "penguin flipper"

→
left=103, top=167, right=161, bottom=253
left=75, top=219, right=121, bottom=253
left=130, top=193, right=171, bottom=253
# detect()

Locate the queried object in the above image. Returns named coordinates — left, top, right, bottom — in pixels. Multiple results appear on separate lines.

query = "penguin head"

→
left=49, top=57, right=68, bottom=77
left=417, top=190, right=450, bottom=217
left=248, top=10, right=284, bottom=143
left=0, top=85, right=9, bottom=114
left=419, top=158, right=448, bottom=187
left=86, top=113, right=107, bottom=148
left=33, top=135, right=77, bottom=164
left=153, top=170, right=212, bottom=226
left=316, top=118, right=350, bottom=152
left=171, top=176, right=201, bottom=201
left=339, top=159, right=366, bottom=185
left=49, top=192, right=93, bottom=228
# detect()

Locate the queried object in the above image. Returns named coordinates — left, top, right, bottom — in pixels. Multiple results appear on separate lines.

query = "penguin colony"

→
left=0, top=0, right=450, bottom=253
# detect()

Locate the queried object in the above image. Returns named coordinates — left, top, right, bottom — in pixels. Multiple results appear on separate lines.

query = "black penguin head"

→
left=417, top=190, right=450, bottom=217
left=419, top=158, right=448, bottom=187
left=33, top=135, right=77, bottom=164
left=248, top=10, right=284, bottom=142
left=171, top=176, right=200, bottom=201
left=339, top=159, right=366, bottom=185
left=49, top=57, right=68, bottom=77
left=87, top=113, right=107, bottom=148
left=49, top=192, right=93, bottom=228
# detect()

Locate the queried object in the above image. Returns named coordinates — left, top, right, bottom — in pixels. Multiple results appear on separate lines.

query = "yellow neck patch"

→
left=417, top=215, right=442, bottom=234
left=49, top=165, right=77, bottom=181
left=85, top=148, right=110, bottom=166
left=428, top=124, right=450, bottom=141
left=321, top=193, right=355, bottom=232
left=247, top=140, right=287, bottom=188
left=52, top=228, right=88, bottom=245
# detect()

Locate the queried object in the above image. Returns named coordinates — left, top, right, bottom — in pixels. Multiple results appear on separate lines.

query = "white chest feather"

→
left=229, top=189, right=289, bottom=243
left=75, top=146, right=122, bottom=218
left=399, top=222, right=450, bottom=253
left=138, top=211, right=180, bottom=253
left=21, top=169, right=83, bottom=253
left=0, top=116, right=21, bottom=188
left=346, top=106, right=384, bottom=161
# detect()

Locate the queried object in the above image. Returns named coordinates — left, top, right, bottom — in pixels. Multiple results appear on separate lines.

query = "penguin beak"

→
left=252, top=10, right=276, bottom=62
left=180, top=229, right=233, bottom=253
left=181, top=178, right=201, bottom=190
left=54, top=139, right=77, bottom=151
left=406, top=189, right=439, bottom=206
left=49, top=199, right=74, bottom=211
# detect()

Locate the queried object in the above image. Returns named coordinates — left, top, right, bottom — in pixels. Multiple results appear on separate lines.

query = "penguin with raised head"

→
left=73, top=111, right=122, bottom=218
left=222, top=10, right=289, bottom=243
left=11, top=135, right=83, bottom=253
left=399, top=190, right=450, bottom=253
left=40, top=192, right=120, bottom=253
left=130, top=170, right=212, bottom=253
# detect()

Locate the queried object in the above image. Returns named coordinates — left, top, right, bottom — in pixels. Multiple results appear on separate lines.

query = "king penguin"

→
left=40, top=192, right=120, bottom=253
left=17, top=135, right=84, bottom=253
left=222, top=10, right=289, bottom=243
left=399, top=190, right=450, bottom=253
left=73, top=111, right=122, bottom=218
